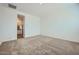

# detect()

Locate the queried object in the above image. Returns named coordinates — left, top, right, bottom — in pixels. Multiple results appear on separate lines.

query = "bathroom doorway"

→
left=17, top=14, right=25, bottom=39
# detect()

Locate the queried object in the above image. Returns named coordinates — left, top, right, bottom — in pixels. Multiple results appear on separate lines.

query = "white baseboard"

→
left=25, top=35, right=41, bottom=38
left=41, top=34, right=79, bottom=43
left=0, top=38, right=17, bottom=45
left=0, top=42, right=2, bottom=45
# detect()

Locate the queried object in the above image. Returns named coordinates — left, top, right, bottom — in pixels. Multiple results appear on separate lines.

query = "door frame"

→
left=17, top=14, right=25, bottom=39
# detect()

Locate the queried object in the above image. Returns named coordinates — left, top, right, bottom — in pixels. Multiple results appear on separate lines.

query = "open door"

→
left=17, top=14, right=25, bottom=39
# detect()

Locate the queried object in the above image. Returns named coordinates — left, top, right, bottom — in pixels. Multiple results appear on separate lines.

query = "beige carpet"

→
left=0, top=35, right=79, bottom=55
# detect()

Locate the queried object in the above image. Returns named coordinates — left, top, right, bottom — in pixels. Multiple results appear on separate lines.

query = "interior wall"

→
left=1, top=3, right=79, bottom=43
left=0, top=6, right=17, bottom=42
left=0, top=5, right=40, bottom=42
left=41, top=4, right=79, bottom=42
left=25, top=15, right=40, bottom=37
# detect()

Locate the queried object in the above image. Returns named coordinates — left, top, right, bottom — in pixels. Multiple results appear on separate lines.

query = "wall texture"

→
left=0, top=6, right=40, bottom=42
left=0, top=6, right=17, bottom=42
left=24, top=13, right=40, bottom=37
left=41, top=4, right=79, bottom=42
left=1, top=4, right=79, bottom=43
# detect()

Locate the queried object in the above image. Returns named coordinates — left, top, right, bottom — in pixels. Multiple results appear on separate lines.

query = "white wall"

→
left=1, top=3, right=79, bottom=43
left=0, top=6, right=17, bottom=42
left=0, top=6, right=40, bottom=42
left=41, top=4, right=79, bottom=42
left=25, top=15, right=40, bottom=37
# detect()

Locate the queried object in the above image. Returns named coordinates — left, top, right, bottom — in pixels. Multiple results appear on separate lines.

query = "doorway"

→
left=17, top=14, right=25, bottom=39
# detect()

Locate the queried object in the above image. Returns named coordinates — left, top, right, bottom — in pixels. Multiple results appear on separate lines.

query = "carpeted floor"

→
left=0, top=35, right=79, bottom=55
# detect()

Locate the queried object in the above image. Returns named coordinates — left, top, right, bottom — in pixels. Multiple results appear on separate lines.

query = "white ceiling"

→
left=12, top=3, right=67, bottom=17
left=1, top=3, right=78, bottom=17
